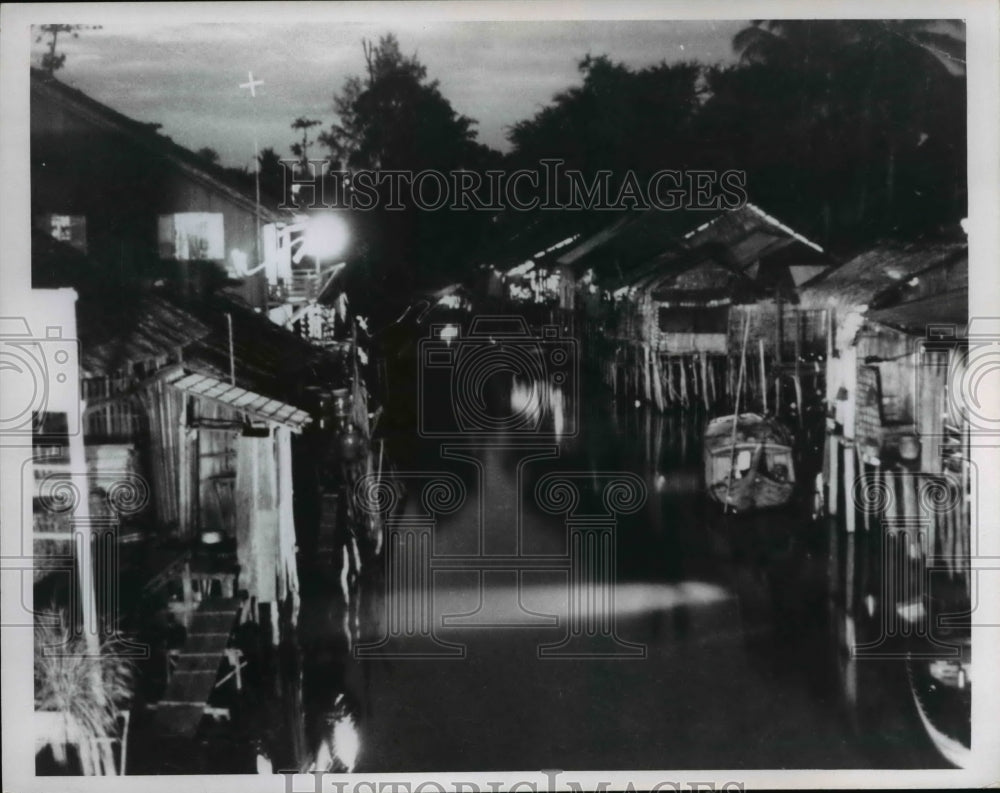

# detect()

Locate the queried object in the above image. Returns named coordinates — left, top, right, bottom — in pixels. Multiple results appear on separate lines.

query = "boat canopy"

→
left=703, top=413, right=792, bottom=451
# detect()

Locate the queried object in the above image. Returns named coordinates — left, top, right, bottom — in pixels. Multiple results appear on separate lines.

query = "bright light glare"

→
left=440, top=324, right=459, bottom=345
left=333, top=716, right=360, bottom=771
left=296, top=214, right=349, bottom=263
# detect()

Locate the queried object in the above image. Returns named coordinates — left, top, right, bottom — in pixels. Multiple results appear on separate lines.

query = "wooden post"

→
left=679, top=355, right=688, bottom=408
left=863, top=464, right=875, bottom=533
left=633, top=345, right=639, bottom=401
left=706, top=356, right=714, bottom=406
left=181, top=559, right=193, bottom=607
left=727, top=355, right=734, bottom=409
left=844, top=531, right=856, bottom=660
left=739, top=326, right=749, bottom=409
left=962, top=459, right=971, bottom=596
left=652, top=353, right=665, bottom=412
left=701, top=352, right=710, bottom=411
left=844, top=441, right=856, bottom=534
left=829, top=435, right=840, bottom=517
left=919, top=350, right=944, bottom=473
left=759, top=338, right=768, bottom=415
left=643, top=344, right=652, bottom=404
left=900, top=470, right=920, bottom=559
left=793, top=308, right=802, bottom=381
left=776, top=294, right=784, bottom=366
left=68, top=401, right=100, bottom=657
left=276, top=425, right=299, bottom=628
left=178, top=399, right=191, bottom=536
left=793, top=374, right=804, bottom=429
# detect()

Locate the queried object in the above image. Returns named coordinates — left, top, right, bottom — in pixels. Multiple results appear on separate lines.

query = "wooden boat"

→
left=703, top=413, right=795, bottom=512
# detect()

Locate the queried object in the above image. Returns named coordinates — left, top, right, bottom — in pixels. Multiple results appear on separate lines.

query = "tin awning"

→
left=166, top=370, right=311, bottom=429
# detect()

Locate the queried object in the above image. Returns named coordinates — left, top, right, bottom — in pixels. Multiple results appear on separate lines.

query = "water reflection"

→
left=250, top=368, right=940, bottom=771
left=252, top=558, right=366, bottom=774
left=509, top=374, right=567, bottom=439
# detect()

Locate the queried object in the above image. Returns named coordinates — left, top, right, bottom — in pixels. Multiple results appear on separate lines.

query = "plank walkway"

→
left=151, top=597, right=242, bottom=737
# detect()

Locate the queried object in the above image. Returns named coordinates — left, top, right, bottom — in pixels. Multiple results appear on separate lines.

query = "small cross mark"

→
left=239, top=71, right=264, bottom=98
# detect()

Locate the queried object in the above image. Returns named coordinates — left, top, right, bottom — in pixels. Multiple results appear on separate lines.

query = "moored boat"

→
left=703, top=413, right=795, bottom=512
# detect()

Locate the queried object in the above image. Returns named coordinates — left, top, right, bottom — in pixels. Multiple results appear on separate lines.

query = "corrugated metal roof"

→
left=166, top=371, right=311, bottom=429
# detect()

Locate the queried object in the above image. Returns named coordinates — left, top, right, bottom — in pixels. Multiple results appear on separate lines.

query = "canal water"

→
left=248, top=360, right=946, bottom=774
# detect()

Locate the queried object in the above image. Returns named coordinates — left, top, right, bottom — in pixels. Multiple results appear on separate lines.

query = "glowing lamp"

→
left=294, top=213, right=350, bottom=264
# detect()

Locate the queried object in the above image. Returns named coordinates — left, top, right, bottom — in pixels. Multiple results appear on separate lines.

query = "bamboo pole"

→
left=724, top=314, right=752, bottom=513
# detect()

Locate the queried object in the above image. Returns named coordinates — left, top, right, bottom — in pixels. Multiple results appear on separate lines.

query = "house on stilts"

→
left=577, top=204, right=834, bottom=418
left=798, top=237, right=972, bottom=766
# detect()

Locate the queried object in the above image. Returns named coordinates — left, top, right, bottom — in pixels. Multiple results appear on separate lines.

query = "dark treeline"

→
left=263, top=22, right=966, bottom=320
left=507, top=20, right=966, bottom=256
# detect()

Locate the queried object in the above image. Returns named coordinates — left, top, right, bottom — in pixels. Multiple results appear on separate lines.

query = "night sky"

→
left=31, top=20, right=742, bottom=168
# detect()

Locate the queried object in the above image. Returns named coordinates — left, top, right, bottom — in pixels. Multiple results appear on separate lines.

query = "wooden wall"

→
left=31, top=81, right=267, bottom=308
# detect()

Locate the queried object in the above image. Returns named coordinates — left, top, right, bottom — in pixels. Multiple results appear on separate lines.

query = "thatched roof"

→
left=866, top=288, right=968, bottom=336
left=569, top=208, right=695, bottom=280
left=682, top=203, right=824, bottom=254
left=612, top=204, right=831, bottom=304
left=798, top=241, right=967, bottom=310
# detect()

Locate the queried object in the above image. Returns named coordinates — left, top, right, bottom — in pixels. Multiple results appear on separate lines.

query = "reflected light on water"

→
left=551, top=385, right=565, bottom=438
left=509, top=377, right=567, bottom=438
left=431, top=580, right=733, bottom=624
left=332, top=714, right=360, bottom=771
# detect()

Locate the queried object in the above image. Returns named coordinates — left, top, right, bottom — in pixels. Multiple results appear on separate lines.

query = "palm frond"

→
left=34, top=610, right=134, bottom=745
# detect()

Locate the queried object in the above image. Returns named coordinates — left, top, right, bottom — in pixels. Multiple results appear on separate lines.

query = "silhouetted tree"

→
left=291, top=117, right=323, bottom=174
left=721, top=19, right=966, bottom=245
left=196, top=147, right=220, bottom=164
left=321, top=34, right=481, bottom=173
left=258, top=146, right=286, bottom=204
left=318, top=34, right=501, bottom=317
left=35, top=24, right=101, bottom=75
